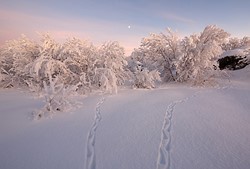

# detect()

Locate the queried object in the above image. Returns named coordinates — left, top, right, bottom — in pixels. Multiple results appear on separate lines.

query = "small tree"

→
left=61, top=37, right=97, bottom=93
left=93, top=68, right=118, bottom=94
left=133, top=68, right=161, bottom=89
left=0, top=35, right=39, bottom=88
left=26, top=33, right=69, bottom=90
left=221, top=36, right=250, bottom=51
left=176, top=25, right=230, bottom=85
left=96, top=41, right=129, bottom=86
left=132, top=29, right=181, bottom=81
left=32, top=74, right=79, bottom=120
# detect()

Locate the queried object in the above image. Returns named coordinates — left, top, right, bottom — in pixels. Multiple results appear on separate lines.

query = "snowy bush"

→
left=221, top=36, right=250, bottom=51
left=32, top=74, right=80, bottom=120
left=97, top=41, right=129, bottom=85
left=133, top=69, right=161, bottom=89
left=62, top=37, right=97, bottom=93
left=93, top=68, right=118, bottom=94
left=175, top=25, right=230, bottom=85
left=0, top=35, right=39, bottom=88
left=26, top=34, right=69, bottom=87
left=131, top=28, right=181, bottom=82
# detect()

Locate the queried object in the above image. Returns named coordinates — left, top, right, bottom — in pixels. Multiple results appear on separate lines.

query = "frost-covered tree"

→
left=0, top=35, right=39, bottom=88
left=131, top=29, right=181, bottom=81
left=61, top=37, right=97, bottom=93
left=133, top=68, right=161, bottom=89
left=176, top=25, right=230, bottom=85
left=241, top=37, right=250, bottom=48
left=96, top=41, right=129, bottom=86
left=222, top=36, right=250, bottom=51
left=0, top=34, right=131, bottom=94
left=221, top=37, right=241, bottom=51
left=32, top=74, right=79, bottom=120
left=175, top=34, right=199, bottom=83
left=93, top=68, right=118, bottom=94
left=127, top=59, right=161, bottom=89
left=26, top=33, right=69, bottom=89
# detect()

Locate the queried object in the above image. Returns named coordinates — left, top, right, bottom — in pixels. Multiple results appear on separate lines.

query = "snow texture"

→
left=156, top=92, right=199, bottom=169
left=0, top=66, right=250, bottom=169
left=85, top=95, right=105, bottom=169
left=220, top=49, right=245, bottom=58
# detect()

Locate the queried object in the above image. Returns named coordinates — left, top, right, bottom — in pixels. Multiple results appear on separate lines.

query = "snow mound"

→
left=220, top=46, right=250, bottom=59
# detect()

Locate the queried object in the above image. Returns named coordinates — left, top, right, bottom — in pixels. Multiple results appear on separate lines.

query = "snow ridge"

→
left=85, top=96, right=105, bottom=169
left=156, top=94, right=197, bottom=169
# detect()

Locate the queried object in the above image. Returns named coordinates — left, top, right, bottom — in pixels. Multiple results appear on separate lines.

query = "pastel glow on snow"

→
left=1, top=0, right=250, bottom=54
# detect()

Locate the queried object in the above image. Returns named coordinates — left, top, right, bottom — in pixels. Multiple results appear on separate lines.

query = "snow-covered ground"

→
left=0, top=66, right=250, bottom=169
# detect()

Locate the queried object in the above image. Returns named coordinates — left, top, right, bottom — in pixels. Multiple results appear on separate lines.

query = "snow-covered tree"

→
left=133, top=68, right=161, bottom=89
left=131, top=28, right=181, bottom=81
left=222, top=36, right=250, bottom=51
left=32, top=74, right=80, bottom=120
left=221, top=37, right=241, bottom=51
left=26, top=33, right=69, bottom=89
left=175, top=34, right=199, bottom=83
left=93, top=68, right=118, bottom=94
left=176, top=25, right=230, bottom=85
left=241, top=37, right=250, bottom=48
left=97, top=41, right=129, bottom=86
left=61, top=37, right=97, bottom=93
left=0, top=35, right=39, bottom=88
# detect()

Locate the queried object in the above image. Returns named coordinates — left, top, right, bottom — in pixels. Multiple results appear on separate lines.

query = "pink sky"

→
left=1, top=0, right=250, bottom=55
left=0, top=9, right=158, bottom=55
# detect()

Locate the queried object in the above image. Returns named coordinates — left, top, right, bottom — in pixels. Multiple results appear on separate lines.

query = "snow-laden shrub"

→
left=32, top=74, right=80, bottom=120
left=93, top=68, right=118, bottom=94
left=133, top=69, right=161, bottom=89
left=131, top=29, right=181, bottom=82
left=62, top=37, right=97, bottom=92
left=176, top=25, right=230, bottom=85
left=221, top=36, right=250, bottom=51
left=26, top=34, right=70, bottom=87
left=0, top=35, right=39, bottom=88
left=97, top=41, right=129, bottom=85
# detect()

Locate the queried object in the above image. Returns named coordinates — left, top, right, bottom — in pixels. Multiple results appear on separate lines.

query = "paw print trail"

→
left=85, top=96, right=105, bottom=169
left=156, top=93, right=198, bottom=169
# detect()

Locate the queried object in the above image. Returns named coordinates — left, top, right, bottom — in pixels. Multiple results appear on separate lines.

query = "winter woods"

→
left=1, top=25, right=249, bottom=92
left=130, top=25, right=231, bottom=85
left=0, top=34, right=129, bottom=94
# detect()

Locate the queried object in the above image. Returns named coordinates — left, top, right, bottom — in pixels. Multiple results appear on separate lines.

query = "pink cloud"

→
left=160, top=12, right=195, bottom=24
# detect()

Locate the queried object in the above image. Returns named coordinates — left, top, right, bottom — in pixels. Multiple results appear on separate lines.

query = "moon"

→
left=128, top=25, right=131, bottom=29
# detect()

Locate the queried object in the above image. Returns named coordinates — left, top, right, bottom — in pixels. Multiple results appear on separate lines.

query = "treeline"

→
left=0, top=25, right=250, bottom=93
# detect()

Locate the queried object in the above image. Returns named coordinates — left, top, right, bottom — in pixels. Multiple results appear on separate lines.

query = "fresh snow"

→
left=1, top=66, right=250, bottom=169
left=220, top=46, right=250, bottom=59
left=220, top=48, right=248, bottom=58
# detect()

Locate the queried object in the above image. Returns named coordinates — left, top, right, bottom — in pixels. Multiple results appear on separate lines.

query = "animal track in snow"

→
left=156, top=93, right=198, bottom=169
left=85, top=96, right=105, bottom=169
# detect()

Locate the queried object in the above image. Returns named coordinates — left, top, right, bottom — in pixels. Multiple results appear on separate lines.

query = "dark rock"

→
left=218, top=55, right=249, bottom=70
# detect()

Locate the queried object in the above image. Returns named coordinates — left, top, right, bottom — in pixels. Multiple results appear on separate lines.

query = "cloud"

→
left=160, top=12, right=195, bottom=24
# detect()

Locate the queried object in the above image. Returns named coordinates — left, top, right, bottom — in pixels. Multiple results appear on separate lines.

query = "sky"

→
left=1, top=0, right=250, bottom=55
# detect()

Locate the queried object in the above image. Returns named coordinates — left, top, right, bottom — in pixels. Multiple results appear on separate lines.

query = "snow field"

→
left=0, top=67, right=250, bottom=169
left=0, top=91, right=99, bottom=169
left=171, top=87, right=250, bottom=169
